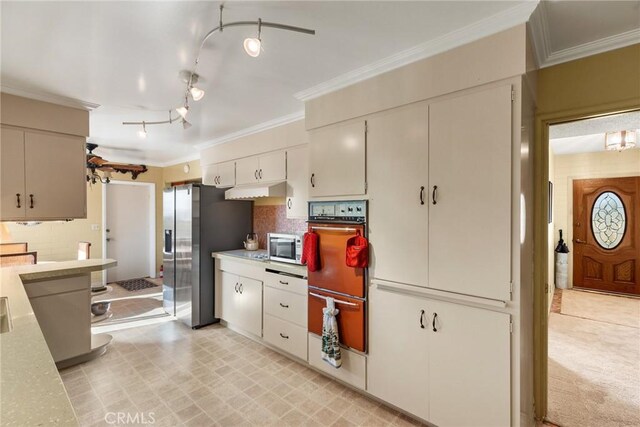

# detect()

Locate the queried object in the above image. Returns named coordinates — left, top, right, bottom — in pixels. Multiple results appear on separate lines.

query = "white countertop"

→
left=0, top=259, right=116, bottom=426
left=212, top=250, right=307, bottom=277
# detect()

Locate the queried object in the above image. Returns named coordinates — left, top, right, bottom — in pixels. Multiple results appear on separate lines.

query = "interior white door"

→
left=106, top=183, right=153, bottom=283
left=427, top=299, right=511, bottom=427
left=428, top=84, right=512, bottom=301
left=367, top=102, right=429, bottom=287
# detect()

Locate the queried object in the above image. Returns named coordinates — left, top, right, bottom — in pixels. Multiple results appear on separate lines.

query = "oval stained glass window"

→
left=591, top=191, right=626, bottom=249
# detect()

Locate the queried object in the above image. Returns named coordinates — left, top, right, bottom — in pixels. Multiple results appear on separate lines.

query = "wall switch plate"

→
left=91, top=224, right=100, bottom=231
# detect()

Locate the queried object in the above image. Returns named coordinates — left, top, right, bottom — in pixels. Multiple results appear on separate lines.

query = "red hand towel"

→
left=301, top=231, right=320, bottom=272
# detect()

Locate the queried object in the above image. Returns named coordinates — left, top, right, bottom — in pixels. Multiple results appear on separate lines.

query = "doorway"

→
left=104, top=181, right=155, bottom=282
left=546, top=111, right=640, bottom=426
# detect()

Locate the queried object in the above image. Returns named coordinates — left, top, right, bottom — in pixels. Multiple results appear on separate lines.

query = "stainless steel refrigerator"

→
left=163, top=184, right=252, bottom=328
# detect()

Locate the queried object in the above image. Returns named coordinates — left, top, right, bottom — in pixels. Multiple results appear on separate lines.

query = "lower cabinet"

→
left=368, top=283, right=511, bottom=427
left=264, top=314, right=307, bottom=361
left=220, top=270, right=262, bottom=337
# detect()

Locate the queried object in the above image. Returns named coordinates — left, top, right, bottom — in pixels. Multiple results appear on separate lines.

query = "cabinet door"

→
left=368, top=103, right=428, bottom=287
left=258, top=151, right=286, bottom=183
left=428, top=85, right=512, bottom=301
left=367, top=284, right=429, bottom=421
left=427, top=299, right=511, bottom=427
left=202, top=163, right=218, bottom=186
left=0, top=127, right=26, bottom=220
left=217, top=161, right=236, bottom=187
left=309, top=120, right=366, bottom=197
left=236, top=276, right=263, bottom=336
left=285, top=145, right=309, bottom=219
left=236, top=157, right=259, bottom=185
left=220, top=271, right=237, bottom=324
left=24, top=132, right=87, bottom=219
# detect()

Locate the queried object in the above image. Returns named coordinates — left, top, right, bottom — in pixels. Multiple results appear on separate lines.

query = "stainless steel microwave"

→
left=267, top=233, right=303, bottom=265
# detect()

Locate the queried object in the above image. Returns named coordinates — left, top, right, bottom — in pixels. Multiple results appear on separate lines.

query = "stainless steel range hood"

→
left=224, top=181, right=286, bottom=200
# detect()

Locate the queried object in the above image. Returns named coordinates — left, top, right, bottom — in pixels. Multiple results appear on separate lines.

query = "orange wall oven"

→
left=306, top=200, right=367, bottom=352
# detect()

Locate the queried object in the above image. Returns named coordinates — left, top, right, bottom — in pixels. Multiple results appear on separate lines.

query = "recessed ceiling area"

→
left=549, top=110, right=640, bottom=155
left=1, top=1, right=639, bottom=165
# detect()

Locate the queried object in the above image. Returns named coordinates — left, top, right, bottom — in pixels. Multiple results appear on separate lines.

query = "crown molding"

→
left=0, top=84, right=100, bottom=111
left=527, top=0, right=550, bottom=68
left=294, top=1, right=539, bottom=102
left=195, top=110, right=305, bottom=151
left=541, top=27, right=640, bottom=68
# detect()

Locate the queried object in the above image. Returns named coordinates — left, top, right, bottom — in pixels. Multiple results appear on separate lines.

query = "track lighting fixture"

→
left=122, top=5, right=314, bottom=134
left=189, top=86, right=205, bottom=101
left=137, top=122, right=147, bottom=139
left=244, top=19, right=262, bottom=57
left=176, top=105, right=189, bottom=119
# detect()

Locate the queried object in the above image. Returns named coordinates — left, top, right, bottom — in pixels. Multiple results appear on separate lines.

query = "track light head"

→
left=176, top=105, right=189, bottom=119
left=189, top=86, right=205, bottom=101
left=243, top=37, right=261, bottom=57
left=137, top=122, right=147, bottom=139
left=182, top=119, right=192, bottom=130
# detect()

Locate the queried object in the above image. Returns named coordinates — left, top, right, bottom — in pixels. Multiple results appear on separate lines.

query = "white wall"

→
left=552, top=148, right=640, bottom=288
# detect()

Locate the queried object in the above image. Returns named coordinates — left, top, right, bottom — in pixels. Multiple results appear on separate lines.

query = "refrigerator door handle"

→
left=163, top=229, right=173, bottom=254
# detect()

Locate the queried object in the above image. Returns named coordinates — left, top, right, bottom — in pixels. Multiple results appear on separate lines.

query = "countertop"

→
left=0, top=259, right=116, bottom=426
left=212, top=250, right=307, bottom=277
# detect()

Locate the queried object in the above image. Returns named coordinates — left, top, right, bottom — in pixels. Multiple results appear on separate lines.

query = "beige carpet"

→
left=548, top=290, right=640, bottom=427
left=561, top=289, right=640, bottom=328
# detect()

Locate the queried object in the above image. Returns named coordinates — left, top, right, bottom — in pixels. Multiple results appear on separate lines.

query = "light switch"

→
left=91, top=224, right=100, bottom=231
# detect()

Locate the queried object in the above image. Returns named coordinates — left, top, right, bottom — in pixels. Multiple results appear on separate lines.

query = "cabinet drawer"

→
left=264, top=271, right=307, bottom=295
left=308, top=333, right=366, bottom=390
left=264, top=314, right=307, bottom=361
left=218, top=258, right=264, bottom=281
left=264, top=287, right=307, bottom=327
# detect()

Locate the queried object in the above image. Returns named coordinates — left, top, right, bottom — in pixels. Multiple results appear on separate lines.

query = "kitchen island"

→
left=0, top=259, right=115, bottom=426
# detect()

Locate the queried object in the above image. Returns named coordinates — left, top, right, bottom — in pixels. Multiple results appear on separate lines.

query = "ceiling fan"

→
left=86, top=142, right=148, bottom=184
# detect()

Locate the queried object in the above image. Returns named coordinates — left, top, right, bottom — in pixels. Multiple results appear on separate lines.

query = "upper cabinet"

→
left=308, top=119, right=366, bottom=198
left=367, top=103, right=429, bottom=287
left=203, top=160, right=235, bottom=187
left=428, top=85, right=512, bottom=301
left=1, top=127, right=86, bottom=220
left=236, top=151, right=286, bottom=186
left=285, top=145, right=309, bottom=219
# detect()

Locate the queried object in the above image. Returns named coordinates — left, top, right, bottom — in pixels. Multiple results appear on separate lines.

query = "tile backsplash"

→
left=253, top=205, right=307, bottom=249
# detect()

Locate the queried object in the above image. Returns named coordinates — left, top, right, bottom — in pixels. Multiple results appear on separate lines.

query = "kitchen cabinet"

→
left=367, top=283, right=511, bottom=427
left=308, top=119, right=366, bottom=197
left=219, top=270, right=262, bottom=337
left=428, top=84, right=512, bottom=301
left=236, top=151, right=286, bottom=185
left=367, top=282, right=429, bottom=421
left=203, top=161, right=235, bottom=187
left=285, top=145, right=309, bottom=219
left=367, top=102, right=428, bottom=287
left=0, top=127, right=86, bottom=221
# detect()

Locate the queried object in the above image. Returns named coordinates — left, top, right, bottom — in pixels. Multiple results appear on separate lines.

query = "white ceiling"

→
left=1, top=1, right=639, bottom=165
left=549, top=110, right=640, bottom=155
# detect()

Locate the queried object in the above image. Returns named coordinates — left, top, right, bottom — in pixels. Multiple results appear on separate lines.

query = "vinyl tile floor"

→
left=92, top=279, right=166, bottom=325
left=60, top=321, right=425, bottom=427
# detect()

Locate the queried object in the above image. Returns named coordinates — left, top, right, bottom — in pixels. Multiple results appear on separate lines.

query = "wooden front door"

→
left=573, top=177, right=640, bottom=295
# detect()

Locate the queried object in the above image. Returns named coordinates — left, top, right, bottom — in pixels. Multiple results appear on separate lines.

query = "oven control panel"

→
left=308, top=200, right=367, bottom=222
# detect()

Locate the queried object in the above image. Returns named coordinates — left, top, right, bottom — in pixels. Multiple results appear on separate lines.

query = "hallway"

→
left=548, top=289, right=640, bottom=426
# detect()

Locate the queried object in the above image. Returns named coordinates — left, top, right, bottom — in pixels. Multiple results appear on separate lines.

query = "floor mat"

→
left=560, top=289, right=640, bottom=328
left=115, top=278, right=159, bottom=292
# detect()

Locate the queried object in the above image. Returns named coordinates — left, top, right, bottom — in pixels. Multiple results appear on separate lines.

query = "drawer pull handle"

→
left=235, top=283, right=239, bottom=293
left=16, top=193, right=21, bottom=208
left=279, top=303, right=289, bottom=308
left=279, top=280, right=289, bottom=285
left=279, top=333, right=289, bottom=339
left=29, top=194, right=34, bottom=209
left=432, top=312, right=438, bottom=332
left=419, top=309, right=425, bottom=329
left=310, top=173, right=315, bottom=188
left=259, top=169, right=263, bottom=179
left=420, top=186, right=425, bottom=205
left=239, top=284, right=243, bottom=294
left=287, top=198, right=292, bottom=209
left=432, top=185, right=438, bottom=205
